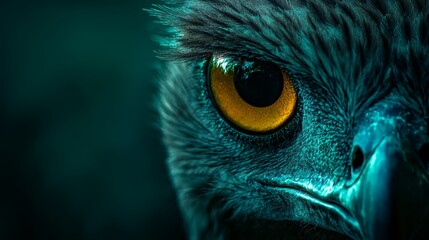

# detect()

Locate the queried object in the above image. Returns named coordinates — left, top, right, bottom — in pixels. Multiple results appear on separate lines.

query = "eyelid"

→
left=209, top=54, right=240, bottom=71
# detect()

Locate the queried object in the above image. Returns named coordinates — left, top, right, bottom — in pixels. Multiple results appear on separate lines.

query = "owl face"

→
left=153, top=1, right=429, bottom=239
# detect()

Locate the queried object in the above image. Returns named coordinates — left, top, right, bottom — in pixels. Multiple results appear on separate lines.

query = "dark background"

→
left=1, top=1, right=185, bottom=239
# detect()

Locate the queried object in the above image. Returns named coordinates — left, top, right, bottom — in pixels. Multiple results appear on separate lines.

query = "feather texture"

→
left=151, top=1, right=429, bottom=239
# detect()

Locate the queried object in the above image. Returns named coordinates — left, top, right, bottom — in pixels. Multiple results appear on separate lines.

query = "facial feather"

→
left=152, top=0, right=429, bottom=239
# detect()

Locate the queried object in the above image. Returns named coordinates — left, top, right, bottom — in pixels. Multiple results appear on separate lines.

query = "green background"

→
left=1, top=1, right=185, bottom=239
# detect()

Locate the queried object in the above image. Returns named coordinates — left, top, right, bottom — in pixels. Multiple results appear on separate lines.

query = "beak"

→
left=340, top=133, right=429, bottom=239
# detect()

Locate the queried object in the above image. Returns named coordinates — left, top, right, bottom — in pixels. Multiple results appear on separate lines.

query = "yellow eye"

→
left=208, top=55, right=297, bottom=134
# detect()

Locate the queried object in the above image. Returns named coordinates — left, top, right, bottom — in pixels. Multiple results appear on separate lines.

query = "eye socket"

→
left=208, top=55, right=297, bottom=134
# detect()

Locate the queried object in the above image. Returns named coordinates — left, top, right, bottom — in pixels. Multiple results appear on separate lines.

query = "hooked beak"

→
left=341, top=135, right=429, bottom=239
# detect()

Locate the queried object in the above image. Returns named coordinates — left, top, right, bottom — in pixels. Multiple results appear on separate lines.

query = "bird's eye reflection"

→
left=208, top=55, right=297, bottom=134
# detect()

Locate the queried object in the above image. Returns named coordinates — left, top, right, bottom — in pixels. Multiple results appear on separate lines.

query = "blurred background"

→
left=1, top=1, right=185, bottom=239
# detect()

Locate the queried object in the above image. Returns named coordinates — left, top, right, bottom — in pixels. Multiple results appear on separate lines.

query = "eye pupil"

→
left=234, top=61, right=284, bottom=107
left=209, top=55, right=297, bottom=134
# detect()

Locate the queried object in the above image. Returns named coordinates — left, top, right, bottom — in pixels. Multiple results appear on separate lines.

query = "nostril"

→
left=352, top=146, right=365, bottom=173
left=419, top=143, right=429, bottom=167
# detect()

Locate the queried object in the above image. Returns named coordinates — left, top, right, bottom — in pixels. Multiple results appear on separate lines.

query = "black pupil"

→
left=234, top=60, right=284, bottom=107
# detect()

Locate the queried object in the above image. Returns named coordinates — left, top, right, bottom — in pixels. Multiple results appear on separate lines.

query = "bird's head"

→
left=151, top=0, right=429, bottom=239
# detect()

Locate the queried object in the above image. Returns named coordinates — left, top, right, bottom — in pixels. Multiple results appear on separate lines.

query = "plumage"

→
left=151, top=0, right=429, bottom=239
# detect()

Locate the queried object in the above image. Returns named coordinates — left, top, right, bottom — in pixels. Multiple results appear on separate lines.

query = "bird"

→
left=150, top=0, right=429, bottom=239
